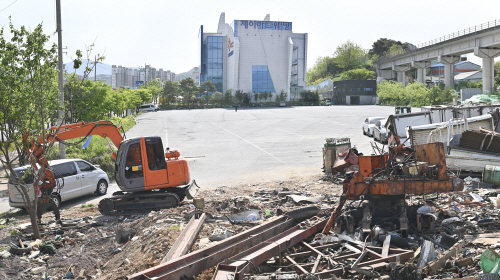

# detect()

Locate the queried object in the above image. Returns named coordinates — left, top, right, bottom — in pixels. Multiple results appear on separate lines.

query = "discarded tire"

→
left=9, top=244, right=32, bottom=255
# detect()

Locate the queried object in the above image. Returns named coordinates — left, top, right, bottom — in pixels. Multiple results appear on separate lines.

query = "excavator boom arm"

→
left=23, top=121, right=125, bottom=192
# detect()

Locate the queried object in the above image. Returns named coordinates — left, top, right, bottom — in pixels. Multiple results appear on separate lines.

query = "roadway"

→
left=0, top=105, right=397, bottom=213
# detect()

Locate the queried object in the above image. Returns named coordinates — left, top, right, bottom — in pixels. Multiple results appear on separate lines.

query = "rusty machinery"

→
left=322, top=141, right=463, bottom=238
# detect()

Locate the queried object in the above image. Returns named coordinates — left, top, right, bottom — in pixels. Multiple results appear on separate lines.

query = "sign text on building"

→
left=239, top=20, right=292, bottom=31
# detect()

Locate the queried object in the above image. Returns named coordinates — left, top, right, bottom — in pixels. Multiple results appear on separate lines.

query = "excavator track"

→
left=98, top=192, right=180, bottom=216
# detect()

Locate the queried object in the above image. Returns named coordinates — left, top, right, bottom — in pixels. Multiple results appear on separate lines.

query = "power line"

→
left=0, top=0, right=18, bottom=13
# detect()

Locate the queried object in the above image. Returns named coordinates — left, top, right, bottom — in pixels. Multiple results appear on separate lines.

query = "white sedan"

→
left=373, top=119, right=388, bottom=143
left=362, top=117, right=385, bottom=137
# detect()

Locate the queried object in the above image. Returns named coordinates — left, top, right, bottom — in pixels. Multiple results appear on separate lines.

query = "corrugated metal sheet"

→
left=408, top=115, right=493, bottom=145
left=459, top=130, right=500, bottom=153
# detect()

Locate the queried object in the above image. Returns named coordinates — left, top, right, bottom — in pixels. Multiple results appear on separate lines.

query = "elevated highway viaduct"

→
left=374, top=19, right=500, bottom=93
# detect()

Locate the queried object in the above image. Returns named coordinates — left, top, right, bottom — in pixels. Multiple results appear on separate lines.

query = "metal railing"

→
left=377, top=19, right=500, bottom=63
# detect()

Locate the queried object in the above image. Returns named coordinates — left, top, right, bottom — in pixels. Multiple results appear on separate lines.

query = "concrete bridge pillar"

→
left=437, top=56, right=460, bottom=89
left=474, top=47, right=500, bottom=93
left=392, top=65, right=411, bottom=86
left=411, top=61, right=430, bottom=84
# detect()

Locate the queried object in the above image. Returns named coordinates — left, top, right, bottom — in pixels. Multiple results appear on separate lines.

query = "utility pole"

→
left=56, top=0, right=65, bottom=159
left=145, top=63, right=147, bottom=87
left=94, top=55, right=97, bottom=81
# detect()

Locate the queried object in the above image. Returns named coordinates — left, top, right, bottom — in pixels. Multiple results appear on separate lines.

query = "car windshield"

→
left=378, top=120, right=387, bottom=127
left=370, top=118, right=383, bottom=124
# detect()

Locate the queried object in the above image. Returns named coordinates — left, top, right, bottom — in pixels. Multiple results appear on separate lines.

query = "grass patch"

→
left=80, top=203, right=95, bottom=208
left=0, top=208, right=27, bottom=219
left=111, top=115, right=137, bottom=132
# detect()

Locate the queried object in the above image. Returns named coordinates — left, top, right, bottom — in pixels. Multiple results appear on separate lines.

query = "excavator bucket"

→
left=185, top=180, right=200, bottom=199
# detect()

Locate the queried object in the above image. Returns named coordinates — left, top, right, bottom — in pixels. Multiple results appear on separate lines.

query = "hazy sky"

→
left=1, top=0, right=499, bottom=74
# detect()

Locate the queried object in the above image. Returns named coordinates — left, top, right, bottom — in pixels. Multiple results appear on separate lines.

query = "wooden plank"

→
left=426, top=240, right=465, bottom=274
left=382, top=235, right=391, bottom=258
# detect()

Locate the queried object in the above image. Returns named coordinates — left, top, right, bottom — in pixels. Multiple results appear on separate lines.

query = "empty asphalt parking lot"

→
left=127, top=105, right=397, bottom=189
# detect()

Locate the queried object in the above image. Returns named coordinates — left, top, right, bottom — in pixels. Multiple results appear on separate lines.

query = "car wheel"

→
left=50, top=194, right=61, bottom=209
left=363, top=128, right=366, bottom=135
left=96, top=180, right=108, bottom=196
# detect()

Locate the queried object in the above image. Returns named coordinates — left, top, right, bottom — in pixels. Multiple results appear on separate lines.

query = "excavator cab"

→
left=101, top=136, right=200, bottom=215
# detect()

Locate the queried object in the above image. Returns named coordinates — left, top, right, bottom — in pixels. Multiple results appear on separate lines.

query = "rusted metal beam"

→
left=314, top=249, right=414, bottom=278
left=128, top=216, right=294, bottom=280
left=311, top=254, right=321, bottom=273
left=161, top=213, right=206, bottom=264
left=212, top=219, right=327, bottom=280
left=346, top=178, right=463, bottom=199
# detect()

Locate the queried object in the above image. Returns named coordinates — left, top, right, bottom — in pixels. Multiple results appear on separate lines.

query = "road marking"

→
left=164, top=119, right=169, bottom=148
left=248, top=120, right=306, bottom=138
left=210, top=122, right=286, bottom=164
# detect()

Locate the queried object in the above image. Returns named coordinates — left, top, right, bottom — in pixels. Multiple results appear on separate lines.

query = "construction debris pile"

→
left=1, top=166, right=500, bottom=279
left=0, top=177, right=340, bottom=280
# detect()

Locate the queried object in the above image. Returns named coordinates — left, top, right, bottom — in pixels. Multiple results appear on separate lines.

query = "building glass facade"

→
left=252, top=65, right=275, bottom=93
left=200, top=36, right=223, bottom=94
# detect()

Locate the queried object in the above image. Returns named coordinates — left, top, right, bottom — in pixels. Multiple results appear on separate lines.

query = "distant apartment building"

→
left=175, top=67, right=200, bottom=85
left=94, top=74, right=112, bottom=85
left=112, top=65, right=176, bottom=89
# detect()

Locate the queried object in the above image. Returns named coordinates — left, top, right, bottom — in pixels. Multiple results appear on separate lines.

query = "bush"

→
left=377, top=81, right=456, bottom=106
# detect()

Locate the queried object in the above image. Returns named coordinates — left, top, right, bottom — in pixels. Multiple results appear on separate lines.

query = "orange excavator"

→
left=24, top=120, right=199, bottom=216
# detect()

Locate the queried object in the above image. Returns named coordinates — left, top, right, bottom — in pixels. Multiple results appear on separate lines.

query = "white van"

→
left=138, top=104, right=159, bottom=112
left=8, top=159, right=110, bottom=209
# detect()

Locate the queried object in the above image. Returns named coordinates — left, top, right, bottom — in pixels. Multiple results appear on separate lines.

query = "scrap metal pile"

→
left=125, top=136, right=500, bottom=279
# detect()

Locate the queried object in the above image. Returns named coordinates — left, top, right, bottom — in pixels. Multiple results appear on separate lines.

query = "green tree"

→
left=123, top=89, right=142, bottom=113
left=340, top=68, right=376, bottom=80
left=179, top=78, right=198, bottom=105
left=368, top=38, right=411, bottom=57
left=234, top=90, right=245, bottom=103
left=494, top=61, right=500, bottom=89
left=279, top=90, right=288, bottom=102
left=65, top=45, right=105, bottom=121
left=110, top=89, right=127, bottom=117
left=210, top=91, right=223, bottom=104
left=162, top=80, right=179, bottom=107
left=306, top=56, right=341, bottom=85
left=137, top=88, right=153, bottom=104
left=199, top=80, right=216, bottom=96
left=224, top=89, right=233, bottom=104
left=0, top=20, right=61, bottom=239
left=254, top=92, right=259, bottom=102
left=388, top=44, right=405, bottom=56
left=334, top=40, right=368, bottom=71
left=64, top=75, right=113, bottom=122
left=143, top=80, right=162, bottom=103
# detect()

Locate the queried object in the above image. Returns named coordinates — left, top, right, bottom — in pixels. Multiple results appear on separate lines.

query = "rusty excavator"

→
left=322, top=126, right=464, bottom=238
left=25, top=120, right=199, bottom=217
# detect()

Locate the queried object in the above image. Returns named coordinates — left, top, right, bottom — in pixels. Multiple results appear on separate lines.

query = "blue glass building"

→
left=200, top=13, right=308, bottom=101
